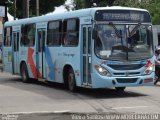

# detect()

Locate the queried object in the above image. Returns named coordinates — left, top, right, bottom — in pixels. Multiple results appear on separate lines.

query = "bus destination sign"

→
left=95, top=10, right=151, bottom=22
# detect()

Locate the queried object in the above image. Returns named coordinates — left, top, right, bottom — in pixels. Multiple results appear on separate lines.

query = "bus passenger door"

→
left=36, top=29, right=46, bottom=78
left=12, top=31, right=20, bottom=74
left=82, top=25, right=92, bottom=85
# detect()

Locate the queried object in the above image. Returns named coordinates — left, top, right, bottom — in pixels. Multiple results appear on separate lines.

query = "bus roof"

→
left=4, top=6, right=149, bottom=27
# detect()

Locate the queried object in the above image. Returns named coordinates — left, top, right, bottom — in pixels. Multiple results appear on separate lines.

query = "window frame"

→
left=20, top=23, right=36, bottom=47
left=62, top=18, right=80, bottom=47
left=47, top=20, right=62, bottom=47
left=4, top=27, right=12, bottom=47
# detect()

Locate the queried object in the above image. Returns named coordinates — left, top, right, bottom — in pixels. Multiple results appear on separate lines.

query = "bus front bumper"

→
left=91, top=72, right=154, bottom=88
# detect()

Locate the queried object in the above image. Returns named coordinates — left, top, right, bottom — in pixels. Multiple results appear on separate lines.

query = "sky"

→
left=54, top=0, right=73, bottom=13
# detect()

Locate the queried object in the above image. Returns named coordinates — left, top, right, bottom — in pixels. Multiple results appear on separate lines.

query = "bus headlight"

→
left=95, top=65, right=111, bottom=76
left=143, top=64, right=155, bottom=75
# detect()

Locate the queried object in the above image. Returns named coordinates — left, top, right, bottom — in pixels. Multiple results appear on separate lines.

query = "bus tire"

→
left=67, top=69, right=77, bottom=92
left=115, top=87, right=126, bottom=92
left=21, top=63, right=29, bottom=83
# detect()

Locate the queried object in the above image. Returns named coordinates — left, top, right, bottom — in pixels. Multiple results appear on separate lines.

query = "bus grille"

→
left=108, top=64, right=144, bottom=70
left=116, top=78, right=137, bottom=83
left=113, top=72, right=140, bottom=76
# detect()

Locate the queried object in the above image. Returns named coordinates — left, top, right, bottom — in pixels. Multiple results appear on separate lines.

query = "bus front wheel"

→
left=68, top=69, right=77, bottom=92
left=21, top=63, right=29, bottom=83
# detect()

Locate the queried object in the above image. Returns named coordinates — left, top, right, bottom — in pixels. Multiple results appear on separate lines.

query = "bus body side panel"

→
left=61, top=47, right=81, bottom=86
left=3, top=46, right=13, bottom=73
left=20, top=47, right=45, bottom=80
left=2, top=26, right=13, bottom=74
left=19, top=47, right=36, bottom=79
left=28, top=47, right=38, bottom=79
left=44, top=47, right=55, bottom=82
left=44, top=46, right=82, bottom=86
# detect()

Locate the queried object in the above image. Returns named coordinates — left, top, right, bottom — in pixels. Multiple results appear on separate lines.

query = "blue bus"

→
left=2, top=6, right=154, bottom=92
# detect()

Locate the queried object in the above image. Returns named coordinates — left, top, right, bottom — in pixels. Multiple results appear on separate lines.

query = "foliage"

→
left=1, top=0, right=65, bottom=19
left=1, top=0, right=160, bottom=24
left=113, top=0, right=160, bottom=25
left=0, top=0, right=6, bottom=4
left=73, top=0, right=115, bottom=9
left=74, top=0, right=160, bottom=25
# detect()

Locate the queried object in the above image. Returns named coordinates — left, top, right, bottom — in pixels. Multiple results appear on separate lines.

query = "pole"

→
left=13, top=0, right=16, bottom=20
left=4, top=2, right=8, bottom=22
left=23, top=0, right=29, bottom=18
left=27, top=0, right=29, bottom=17
left=36, top=0, right=39, bottom=16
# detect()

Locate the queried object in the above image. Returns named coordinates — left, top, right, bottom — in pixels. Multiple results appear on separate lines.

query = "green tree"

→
left=73, top=0, right=160, bottom=25
left=6, top=0, right=65, bottom=19
left=0, top=0, right=6, bottom=4
left=146, top=1, right=160, bottom=25
left=2, top=0, right=160, bottom=24
left=113, top=0, right=160, bottom=24
left=73, top=0, right=115, bottom=9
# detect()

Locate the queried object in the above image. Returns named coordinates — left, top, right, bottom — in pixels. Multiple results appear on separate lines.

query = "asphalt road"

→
left=0, top=70, right=160, bottom=120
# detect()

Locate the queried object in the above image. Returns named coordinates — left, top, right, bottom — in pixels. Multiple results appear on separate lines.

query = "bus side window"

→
left=21, top=24, right=35, bottom=46
left=4, top=27, right=12, bottom=47
left=47, top=20, right=62, bottom=46
left=63, top=18, right=79, bottom=46
left=63, top=20, right=67, bottom=45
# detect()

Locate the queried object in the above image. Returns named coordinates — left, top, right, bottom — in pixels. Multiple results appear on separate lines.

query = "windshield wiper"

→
left=109, top=22, right=123, bottom=45
left=129, top=22, right=141, bottom=37
left=109, top=22, right=121, bottom=38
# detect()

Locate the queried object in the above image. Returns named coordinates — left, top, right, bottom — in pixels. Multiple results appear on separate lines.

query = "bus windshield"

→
left=94, top=24, right=153, bottom=61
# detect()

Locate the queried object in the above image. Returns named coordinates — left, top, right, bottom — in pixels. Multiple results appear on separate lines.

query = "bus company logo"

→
left=125, top=71, right=129, bottom=76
